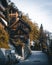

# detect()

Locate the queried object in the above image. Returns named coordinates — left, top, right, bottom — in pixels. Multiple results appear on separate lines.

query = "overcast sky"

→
left=11, top=0, right=52, bottom=32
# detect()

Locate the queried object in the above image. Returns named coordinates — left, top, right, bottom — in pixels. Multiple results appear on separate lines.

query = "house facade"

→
left=0, top=0, right=31, bottom=59
left=9, top=10, right=31, bottom=59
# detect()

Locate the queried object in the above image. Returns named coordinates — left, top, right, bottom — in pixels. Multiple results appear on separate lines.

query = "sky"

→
left=11, top=0, right=52, bottom=32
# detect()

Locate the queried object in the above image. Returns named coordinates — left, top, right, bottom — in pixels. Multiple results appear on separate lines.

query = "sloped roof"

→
left=9, top=18, right=31, bottom=33
left=18, top=18, right=31, bottom=31
left=15, top=26, right=29, bottom=34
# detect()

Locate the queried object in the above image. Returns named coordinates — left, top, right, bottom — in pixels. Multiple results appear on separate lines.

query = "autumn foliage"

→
left=0, top=23, right=9, bottom=48
left=22, top=14, right=39, bottom=41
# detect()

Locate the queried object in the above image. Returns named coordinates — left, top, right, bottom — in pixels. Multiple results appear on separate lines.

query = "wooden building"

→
left=0, top=0, right=31, bottom=59
left=9, top=9, right=31, bottom=59
left=0, top=0, right=8, bottom=19
left=8, top=2, right=31, bottom=58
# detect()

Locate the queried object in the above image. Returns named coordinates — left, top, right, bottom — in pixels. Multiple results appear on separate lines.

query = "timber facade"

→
left=0, top=0, right=31, bottom=59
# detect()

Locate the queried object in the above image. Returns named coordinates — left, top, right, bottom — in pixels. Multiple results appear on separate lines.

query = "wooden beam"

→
left=10, top=18, right=19, bottom=28
left=0, top=12, right=8, bottom=22
left=0, top=17, right=8, bottom=26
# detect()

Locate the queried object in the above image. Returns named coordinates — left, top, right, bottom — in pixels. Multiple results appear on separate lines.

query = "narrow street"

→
left=0, top=0, right=52, bottom=65
left=15, top=51, right=50, bottom=65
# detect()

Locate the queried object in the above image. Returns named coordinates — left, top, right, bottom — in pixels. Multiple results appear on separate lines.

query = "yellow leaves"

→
left=22, top=14, right=39, bottom=41
left=0, top=23, right=9, bottom=49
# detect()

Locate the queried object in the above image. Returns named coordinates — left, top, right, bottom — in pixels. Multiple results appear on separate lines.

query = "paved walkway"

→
left=15, top=51, right=50, bottom=65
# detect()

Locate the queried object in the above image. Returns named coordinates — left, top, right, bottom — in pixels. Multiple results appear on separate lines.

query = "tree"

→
left=0, top=23, right=9, bottom=48
left=22, top=14, right=39, bottom=41
left=39, top=24, right=47, bottom=50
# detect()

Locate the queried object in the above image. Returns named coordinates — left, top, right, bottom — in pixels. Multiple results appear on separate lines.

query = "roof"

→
left=18, top=18, right=31, bottom=31
left=15, top=26, right=29, bottom=34
left=9, top=18, right=31, bottom=32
